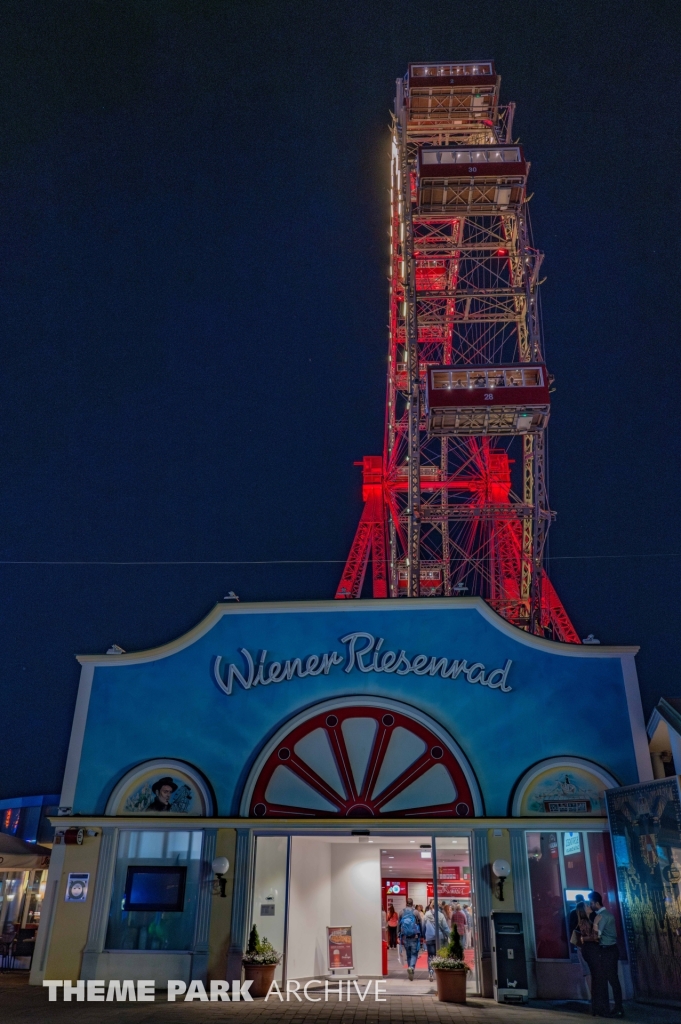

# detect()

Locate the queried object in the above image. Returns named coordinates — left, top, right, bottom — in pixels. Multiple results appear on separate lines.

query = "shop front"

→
left=0, top=833, right=51, bottom=968
left=30, top=597, right=651, bottom=999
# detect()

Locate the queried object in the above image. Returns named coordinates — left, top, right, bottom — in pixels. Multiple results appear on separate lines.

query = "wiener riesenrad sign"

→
left=212, top=630, right=513, bottom=696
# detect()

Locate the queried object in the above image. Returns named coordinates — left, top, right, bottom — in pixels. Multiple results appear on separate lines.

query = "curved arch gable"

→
left=106, top=758, right=215, bottom=816
left=240, top=696, right=484, bottom=818
left=509, top=756, right=619, bottom=817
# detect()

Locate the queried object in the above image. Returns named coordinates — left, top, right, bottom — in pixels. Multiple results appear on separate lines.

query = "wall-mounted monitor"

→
left=124, top=866, right=186, bottom=913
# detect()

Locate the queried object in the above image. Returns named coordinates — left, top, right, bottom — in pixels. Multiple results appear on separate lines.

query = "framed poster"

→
left=327, top=926, right=353, bottom=971
left=65, top=873, right=89, bottom=902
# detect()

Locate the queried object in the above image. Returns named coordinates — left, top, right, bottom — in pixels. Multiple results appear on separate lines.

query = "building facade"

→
left=31, top=598, right=651, bottom=999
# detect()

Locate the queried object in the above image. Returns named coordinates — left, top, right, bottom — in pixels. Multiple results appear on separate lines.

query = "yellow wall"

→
left=207, top=829, right=237, bottom=981
left=43, top=836, right=102, bottom=981
left=488, top=828, right=515, bottom=912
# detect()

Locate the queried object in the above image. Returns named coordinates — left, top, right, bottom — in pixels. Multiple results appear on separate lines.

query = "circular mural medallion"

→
left=248, top=704, right=474, bottom=818
left=105, top=759, right=213, bottom=816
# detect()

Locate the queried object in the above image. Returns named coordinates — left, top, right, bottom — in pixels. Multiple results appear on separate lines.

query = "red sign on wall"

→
left=438, top=881, right=471, bottom=898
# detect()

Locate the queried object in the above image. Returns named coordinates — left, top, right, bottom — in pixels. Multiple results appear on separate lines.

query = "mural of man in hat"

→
left=148, top=776, right=178, bottom=812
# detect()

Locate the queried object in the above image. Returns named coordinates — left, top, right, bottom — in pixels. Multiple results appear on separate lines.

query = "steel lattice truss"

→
left=337, top=61, right=579, bottom=644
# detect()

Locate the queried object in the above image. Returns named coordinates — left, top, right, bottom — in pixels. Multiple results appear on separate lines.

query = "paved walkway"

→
left=2, top=973, right=681, bottom=1024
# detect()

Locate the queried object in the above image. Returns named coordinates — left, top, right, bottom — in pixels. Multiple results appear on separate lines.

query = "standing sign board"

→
left=327, top=926, right=353, bottom=972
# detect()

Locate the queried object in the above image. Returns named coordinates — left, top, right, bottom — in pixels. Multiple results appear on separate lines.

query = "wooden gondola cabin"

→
left=417, top=144, right=527, bottom=211
left=426, top=364, right=550, bottom=435
left=406, top=61, right=500, bottom=131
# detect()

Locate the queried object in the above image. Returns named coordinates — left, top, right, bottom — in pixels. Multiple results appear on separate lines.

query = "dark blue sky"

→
left=1, top=0, right=680, bottom=799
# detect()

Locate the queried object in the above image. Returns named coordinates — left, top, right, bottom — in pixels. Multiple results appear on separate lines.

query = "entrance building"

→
left=29, top=598, right=651, bottom=1000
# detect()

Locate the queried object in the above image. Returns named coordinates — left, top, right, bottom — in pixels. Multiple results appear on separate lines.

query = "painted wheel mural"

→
left=248, top=704, right=474, bottom=818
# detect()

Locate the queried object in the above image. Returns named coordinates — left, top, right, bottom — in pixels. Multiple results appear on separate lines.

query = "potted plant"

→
left=431, top=924, right=471, bottom=1003
left=242, top=925, right=281, bottom=997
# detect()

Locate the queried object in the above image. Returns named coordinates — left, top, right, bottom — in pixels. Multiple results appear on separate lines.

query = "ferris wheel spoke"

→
left=326, top=722, right=359, bottom=803
left=359, top=721, right=392, bottom=802
left=372, top=752, right=436, bottom=811
left=283, top=753, right=348, bottom=810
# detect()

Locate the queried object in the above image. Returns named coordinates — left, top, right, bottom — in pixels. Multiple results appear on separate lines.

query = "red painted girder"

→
left=336, top=457, right=388, bottom=600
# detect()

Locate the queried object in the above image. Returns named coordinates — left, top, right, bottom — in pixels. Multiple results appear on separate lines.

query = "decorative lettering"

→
left=213, top=632, right=512, bottom=696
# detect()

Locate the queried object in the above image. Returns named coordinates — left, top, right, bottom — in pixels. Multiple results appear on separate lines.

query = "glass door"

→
left=250, top=836, right=289, bottom=983
left=435, top=836, right=477, bottom=992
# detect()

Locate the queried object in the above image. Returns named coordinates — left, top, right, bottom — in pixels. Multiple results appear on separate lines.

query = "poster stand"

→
left=326, top=926, right=357, bottom=979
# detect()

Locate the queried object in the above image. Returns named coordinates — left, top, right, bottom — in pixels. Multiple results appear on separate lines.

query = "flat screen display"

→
left=124, top=866, right=186, bottom=912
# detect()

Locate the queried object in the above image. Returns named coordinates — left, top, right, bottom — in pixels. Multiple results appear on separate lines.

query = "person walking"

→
left=589, top=891, right=624, bottom=1018
left=398, top=898, right=424, bottom=980
left=452, top=903, right=469, bottom=949
left=387, top=903, right=398, bottom=949
left=462, top=903, right=473, bottom=949
left=424, top=901, right=449, bottom=981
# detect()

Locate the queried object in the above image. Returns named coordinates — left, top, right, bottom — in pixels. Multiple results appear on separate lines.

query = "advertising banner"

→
left=327, top=926, right=353, bottom=971
left=606, top=777, right=681, bottom=1001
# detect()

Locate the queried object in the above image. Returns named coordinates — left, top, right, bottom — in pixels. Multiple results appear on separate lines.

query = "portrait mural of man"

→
left=123, top=774, right=194, bottom=814
left=149, top=776, right=178, bottom=811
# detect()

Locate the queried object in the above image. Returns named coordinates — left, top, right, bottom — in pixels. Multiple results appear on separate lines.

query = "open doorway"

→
left=383, top=836, right=476, bottom=993
left=250, top=833, right=477, bottom=994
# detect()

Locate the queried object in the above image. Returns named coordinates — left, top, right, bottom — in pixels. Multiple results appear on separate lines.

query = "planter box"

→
left=434, top=967, right=467, bottom=1003
left=243, top=962, right=277, bottom=997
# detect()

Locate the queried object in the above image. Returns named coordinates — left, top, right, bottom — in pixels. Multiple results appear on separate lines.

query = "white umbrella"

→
left=0, top=833, right=51, bottom=870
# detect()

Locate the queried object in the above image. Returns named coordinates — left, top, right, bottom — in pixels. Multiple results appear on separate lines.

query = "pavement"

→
left=2, top=973, right=681, bottom=1024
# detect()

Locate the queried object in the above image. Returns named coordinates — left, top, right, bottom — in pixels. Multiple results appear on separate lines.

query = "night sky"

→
left=1, top=1, right=680, bottom=799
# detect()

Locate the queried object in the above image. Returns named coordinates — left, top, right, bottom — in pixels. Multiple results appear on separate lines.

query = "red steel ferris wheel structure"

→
left=336, top=61, right=579, bottom=644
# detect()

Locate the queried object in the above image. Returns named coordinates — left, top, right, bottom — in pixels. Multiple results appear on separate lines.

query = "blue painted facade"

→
left=66, top=599, right=647, bottom=818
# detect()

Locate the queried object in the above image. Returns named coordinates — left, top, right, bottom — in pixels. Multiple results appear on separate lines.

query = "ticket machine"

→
left=491, top=911, right=529, bottom=1005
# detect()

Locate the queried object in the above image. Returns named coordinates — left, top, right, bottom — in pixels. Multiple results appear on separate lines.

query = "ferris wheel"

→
left=337, top=62, right=578, bottom=644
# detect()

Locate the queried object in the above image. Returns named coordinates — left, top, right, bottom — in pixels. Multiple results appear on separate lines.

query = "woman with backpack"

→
left=398, top=898, right=424, bottom=980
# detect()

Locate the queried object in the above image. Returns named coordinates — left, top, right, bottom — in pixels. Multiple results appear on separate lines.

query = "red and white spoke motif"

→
left=249, top=705, right=473, bottom=818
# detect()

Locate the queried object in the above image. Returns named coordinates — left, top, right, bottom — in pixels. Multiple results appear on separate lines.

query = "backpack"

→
left=401, top=909, right=420, bottom=938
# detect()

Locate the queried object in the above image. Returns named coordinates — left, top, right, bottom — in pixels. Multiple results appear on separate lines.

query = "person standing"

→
left=568, top=894, right=588, bottom=941
left=589, top=891, right=624, bottom=1019
left=462, top=903, right=473, bottom=949
left=398, top=898, right=424, bottom=981
left=387, top=903, right=398, bottom=949
left=424, top=902, right=449, bottom=981
left=571, top=901, right=596, bottom=1003
left=452, top=903, right=469, bottom=949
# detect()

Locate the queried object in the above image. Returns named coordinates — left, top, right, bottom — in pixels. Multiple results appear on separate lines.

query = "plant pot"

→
left=434, top=967, right=467, bottom=1003
left=242, top=962, right=277, bottom=997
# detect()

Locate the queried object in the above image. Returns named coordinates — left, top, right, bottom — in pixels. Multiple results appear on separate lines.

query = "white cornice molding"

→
left=76, top=597, right=639, bottom=667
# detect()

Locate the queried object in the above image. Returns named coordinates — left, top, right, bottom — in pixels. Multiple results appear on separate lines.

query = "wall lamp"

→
left=492, top=858, right=511, bottom=902
left=212, top=856, right=230, bottom=898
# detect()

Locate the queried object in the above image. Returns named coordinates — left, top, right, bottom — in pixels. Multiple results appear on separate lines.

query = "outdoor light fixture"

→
left=492, top=858, right=511, bottom=902
left=211, top=856, right=230, bottom=898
